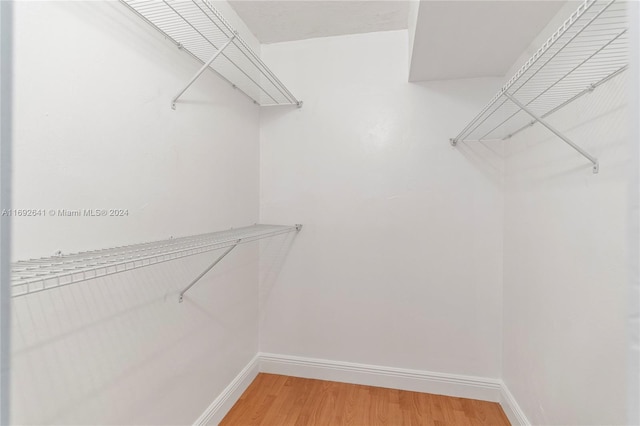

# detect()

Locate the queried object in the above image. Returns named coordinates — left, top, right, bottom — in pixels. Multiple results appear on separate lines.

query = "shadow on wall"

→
left=60, top=1, right=250, bottom=111
left=65, top=1, right=196, bottom=81
left=259, top=231, right=299, bottom=313
left=455, top=139, right=504, bottom=186
left=503, top=72, right=628, bottom=188
left=443, top=71, right=628, bottom=187
left=10, top=248, right=257, bottom=424
left=408, top=78, right=505, bottom=187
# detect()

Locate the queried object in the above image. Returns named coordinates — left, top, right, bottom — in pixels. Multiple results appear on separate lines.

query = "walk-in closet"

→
left=0, top=0, right=638, bottom=424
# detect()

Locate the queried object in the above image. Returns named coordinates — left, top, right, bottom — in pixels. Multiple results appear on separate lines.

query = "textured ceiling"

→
left=228, top=1, right=409, bottom=44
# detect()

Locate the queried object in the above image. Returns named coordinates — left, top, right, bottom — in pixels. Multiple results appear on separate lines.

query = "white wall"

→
left=11, top=1, right=260, bottom=423
left=501, top=3, right=631, bottom=424
left=407, top=0, right=419, bottom=72
left=0, top=2, right=13, bottom=424
left=259, top=30, right=504, bottom=379
left=10, top=2, right=635, bottom=424
left=629, top=3, right=640, bottom=424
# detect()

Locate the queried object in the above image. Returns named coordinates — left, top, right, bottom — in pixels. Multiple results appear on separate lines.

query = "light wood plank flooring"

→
left=220, top=373, right=510, bottom=425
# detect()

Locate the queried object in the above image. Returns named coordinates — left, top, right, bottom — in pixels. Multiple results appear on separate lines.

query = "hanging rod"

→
left=11, top=224, right=302, bottom=298
left=450, top=0, right=628, bottom=174
left=120, top=0, right=302, bottom=108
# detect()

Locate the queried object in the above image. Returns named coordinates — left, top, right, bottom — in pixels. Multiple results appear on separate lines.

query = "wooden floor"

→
left=220, top=373, right=510, bottom=426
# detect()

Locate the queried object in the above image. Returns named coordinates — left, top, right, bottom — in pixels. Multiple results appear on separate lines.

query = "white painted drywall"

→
left=629, top=3, right=640, bottom=424
left=501, top=2, right=631, bottom=424
left=11, top=1, right=260, bottom=424
left=408, top=1, right=566, bottom=82
left=10, top=2, right=635, bottom=424
left=0, top=2, right=13, bottom=424
left=259, top=30, right=504, bottom=379
left=407, top=0, right=419, bottom=72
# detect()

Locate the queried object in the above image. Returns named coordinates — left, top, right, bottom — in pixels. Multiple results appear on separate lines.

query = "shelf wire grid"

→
left=120, top=0, right=300, bottom=106
left=454, top=0, right=628, bottom=143
left=11, top=224, right=299, bottom=298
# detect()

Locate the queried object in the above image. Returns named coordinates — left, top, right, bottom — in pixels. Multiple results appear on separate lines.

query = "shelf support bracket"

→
left=171, top=35, right=236, bottom=110
left=504, top=92, right=599, bottom=174
left=178, top=240, right=239, bottom=303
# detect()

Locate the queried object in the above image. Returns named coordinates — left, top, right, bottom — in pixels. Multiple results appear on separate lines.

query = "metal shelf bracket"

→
left=178, top=240, right=239, bottom=303
left=504, top=92, right=599, bottom=174
left=178, top=224, right=302, bottom=303
left=449, top=0, right=625, bottom=175
left=171, top=35, right=236, bottom=110
left=121, top=0, right=302, bottom=107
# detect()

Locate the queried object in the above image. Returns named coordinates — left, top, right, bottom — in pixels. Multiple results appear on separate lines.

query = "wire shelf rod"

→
left=11, top=224, right=302, bottom=298
left=191, top=0, right=297, bottom=104
left=13, top=227, right=284, bottom=275
left=508, top=0, right=617, bottom=94
left=451, top=0, right=598, bottom=143
left=450, top=0, right=627, bottom=173
left=184, top=0, right=297, bottom=103
left=12, top=227, right=297, bottom=295
left=159, top=1, right=279, bottom=106
left=119, top=2, right=260, bottom=105
left=504, top=92, right=599, bottom=173
left=456, top=0, right=617, bottom=143
left=476, top=27, right=626, bottom=141
left=120, top=0, right=301, bottom=107
left=502, top=65, right=628, bottom=142
left=198, top=0, right=300, bottom=105
left=13, top=231, right=221, bottom=270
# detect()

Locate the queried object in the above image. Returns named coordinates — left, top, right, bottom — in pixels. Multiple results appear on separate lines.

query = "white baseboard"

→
left=193, top=355, right=259, bottom=426
left=195, top=353, right=531, bottom=426
left=499, top=382, right=530, bottom=426
left=258, top=352, right=502, bottom=403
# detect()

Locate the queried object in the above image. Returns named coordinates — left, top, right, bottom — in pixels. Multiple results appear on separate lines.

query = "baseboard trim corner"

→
left=193, top=355, right=259, bottom=426
left=499, top=382, right=530, bottom=426
left=193, top=353, right=526, bottom=426
left=258, top=352, right=501, bottom=403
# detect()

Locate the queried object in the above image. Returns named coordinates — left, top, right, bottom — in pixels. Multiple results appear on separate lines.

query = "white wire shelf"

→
left=120, top=0, right=302, bottom=108
left=451, top=0, right=628, bottom=173
left=11, top=224, right=301, bottom=298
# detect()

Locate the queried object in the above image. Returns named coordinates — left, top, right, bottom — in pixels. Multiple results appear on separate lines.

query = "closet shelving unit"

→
left=120, top=0, right=302, bottom=109
left=11, top=224, right=302, bottom=300
left=450, top=0, right=627, bottom=174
